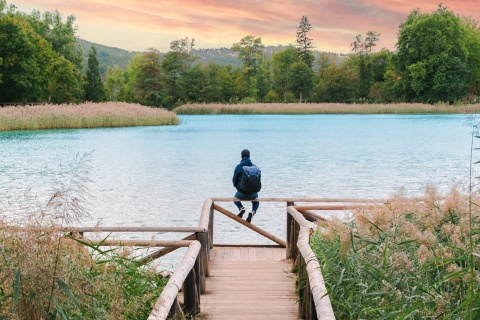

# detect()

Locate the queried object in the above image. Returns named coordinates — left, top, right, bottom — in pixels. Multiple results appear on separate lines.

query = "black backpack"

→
left=239, top=165, right=262, bottom=193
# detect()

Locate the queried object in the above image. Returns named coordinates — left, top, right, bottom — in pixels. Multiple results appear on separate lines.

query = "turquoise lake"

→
left=0, top=114, right=476, bottom=252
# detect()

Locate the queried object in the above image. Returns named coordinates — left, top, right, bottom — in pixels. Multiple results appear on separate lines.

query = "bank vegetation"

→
left=311, top=186, right=480, bottom=319
left=0, top=153, right=167, bottom=319
left=174, top=103, right=480, bottom=115
left=0, top=102, right=179, bottom=131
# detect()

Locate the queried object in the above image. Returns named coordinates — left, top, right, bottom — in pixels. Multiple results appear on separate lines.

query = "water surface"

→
left=0, top=115, right=474, bottom=254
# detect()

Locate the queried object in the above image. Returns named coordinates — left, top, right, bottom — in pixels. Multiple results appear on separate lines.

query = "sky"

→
left=11, top=0, right=480, bottom=54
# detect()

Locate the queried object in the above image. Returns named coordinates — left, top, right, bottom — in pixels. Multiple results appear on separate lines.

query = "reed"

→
left=174, top=103, right=480, bottom=115
left=0, top=102, right=179, bottom=131
left=311, top=186, right=480, bottom=319
left=0, top=153, right=167, bottom=319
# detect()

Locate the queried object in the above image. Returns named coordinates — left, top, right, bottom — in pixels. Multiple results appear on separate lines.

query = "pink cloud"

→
left=11, top=0, right=480, bottom=53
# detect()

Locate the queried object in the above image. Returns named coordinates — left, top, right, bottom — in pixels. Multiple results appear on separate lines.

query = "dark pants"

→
left=234, top=191, right=259, bottom=213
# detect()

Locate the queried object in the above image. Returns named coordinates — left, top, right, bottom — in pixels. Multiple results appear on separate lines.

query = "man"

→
left=232, top=149, right=260, bottom=223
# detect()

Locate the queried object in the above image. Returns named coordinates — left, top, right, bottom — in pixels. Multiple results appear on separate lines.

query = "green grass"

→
left=174, top=102, right=480, bottom=115
left=310, top=186, right=480, bottom=319
left=0, top=153, right=168, bottom=319
left=0, top=102, right=179, bottom=130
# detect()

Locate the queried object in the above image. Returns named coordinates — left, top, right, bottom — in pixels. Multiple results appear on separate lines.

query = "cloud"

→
left=12, top=0, right=480, bottom=53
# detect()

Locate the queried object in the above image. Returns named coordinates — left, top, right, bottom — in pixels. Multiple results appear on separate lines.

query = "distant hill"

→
left=78, top=39, right=138, bottom=75
left=78, top=39, right=348, bottom=75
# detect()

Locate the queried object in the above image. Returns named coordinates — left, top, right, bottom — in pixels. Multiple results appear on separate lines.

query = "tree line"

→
left=1, top=2, right=480, bottom=107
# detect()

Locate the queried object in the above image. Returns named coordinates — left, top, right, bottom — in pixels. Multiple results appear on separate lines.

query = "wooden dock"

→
left=200, top=247, right=297, bottom=319
left=67, top=198, right=353, bottom=319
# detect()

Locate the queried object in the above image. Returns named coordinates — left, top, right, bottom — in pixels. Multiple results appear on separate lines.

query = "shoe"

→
left=246, top=212, right=254, bottom=223
left=237, top=207, right=245, bottom=218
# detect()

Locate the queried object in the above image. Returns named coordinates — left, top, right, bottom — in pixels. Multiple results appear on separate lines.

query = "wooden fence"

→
left=64, top=197, right=383, bottom=319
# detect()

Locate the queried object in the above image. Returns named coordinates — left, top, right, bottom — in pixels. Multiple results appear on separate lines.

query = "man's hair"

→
left=241, top=149, right=250, bottom=158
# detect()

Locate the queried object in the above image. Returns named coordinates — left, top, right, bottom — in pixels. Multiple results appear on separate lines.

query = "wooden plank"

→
left=200, top=247, right=297, bottom=319
left=240, top=247, right=249, bottom=262
left=273, top=248, right=285, bottom=261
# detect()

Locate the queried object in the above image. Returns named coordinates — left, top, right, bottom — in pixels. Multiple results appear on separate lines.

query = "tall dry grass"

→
left=174, top=103, right=480, bottom=115
left=0, top=102, right=179, bottom=130
left=312, top=186, right=480, bottom=319
left=0, top=153, right=167, bottom=319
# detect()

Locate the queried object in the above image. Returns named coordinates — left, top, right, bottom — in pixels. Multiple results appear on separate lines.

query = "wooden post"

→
left=168, top=297, right=180, bottom=319
left=307, top=278, right=318, bottom=320
left=298, top=255, right=306, bottom=319
left=286, top=201, right=294, bottom=259
left=209, top=204, right=214, bottom=249
left=148, top=241, right=201, bottom=320
left=195, top=231, right=208, bottom=294
left=184, top=263, right=199, bottom=316
left=293, top=219, right=300, bottom=261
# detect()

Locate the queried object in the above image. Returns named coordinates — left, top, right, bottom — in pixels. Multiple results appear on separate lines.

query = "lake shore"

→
left=174, top=102, right=480, bottom=115
left=0, top=102, right=179, bottom=130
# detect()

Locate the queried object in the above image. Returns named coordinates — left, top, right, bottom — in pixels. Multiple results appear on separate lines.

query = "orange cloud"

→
left=11, top=0, right=480, bottom=53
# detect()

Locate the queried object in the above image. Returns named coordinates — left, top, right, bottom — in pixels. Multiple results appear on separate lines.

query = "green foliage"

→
left=0, top=2, right=84, bottom=103
left=311, top=188, right=480, bottom=319
left=231, top=35, right=264, bottom=71
left=0, top=13, right=55, bottom=102
left=313, top=64, right=357, bottom=102
left=26, top=9, right=83, bottom=69
left=85, top=46, right=106, bottom=102
left=272, top=46, right=297, bottom=101
left=295, top=16, right=315, bottom=68
left=0, top=154, right=169, bottom=319
left=290, top=61, right=314, bottom=102
left=4, top=2, right=476, bottom=106
left=133, top=49, right=165, bottom=107
left=395, top=5, right=470, bottom=103
left=47, top=56, right=84, bottom=103
left=350, top=31, right=381, bottom=99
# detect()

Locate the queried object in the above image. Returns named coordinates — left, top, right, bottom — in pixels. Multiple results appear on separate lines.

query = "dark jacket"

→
left=232, top=157, right=254, bottom=191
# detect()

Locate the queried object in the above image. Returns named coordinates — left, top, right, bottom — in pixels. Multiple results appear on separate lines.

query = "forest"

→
left=1, top=1, right=480, bottom=108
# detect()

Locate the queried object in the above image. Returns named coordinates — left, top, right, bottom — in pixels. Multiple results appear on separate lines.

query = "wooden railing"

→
left=64, top=197, right=382, bottom=319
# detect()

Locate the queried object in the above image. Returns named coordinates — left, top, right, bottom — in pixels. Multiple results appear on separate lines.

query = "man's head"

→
left=241, top=149, right=250, bottom=158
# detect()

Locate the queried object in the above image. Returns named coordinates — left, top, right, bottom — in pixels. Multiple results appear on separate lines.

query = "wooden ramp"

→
left=200, top=247, right=297, bottom=320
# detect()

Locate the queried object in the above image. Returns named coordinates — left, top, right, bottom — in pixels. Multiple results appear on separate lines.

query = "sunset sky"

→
left=12, top=0, right=480, bottom=54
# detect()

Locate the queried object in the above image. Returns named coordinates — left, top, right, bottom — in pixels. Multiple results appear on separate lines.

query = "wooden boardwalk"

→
left=199, top=247, right=297, bottom=320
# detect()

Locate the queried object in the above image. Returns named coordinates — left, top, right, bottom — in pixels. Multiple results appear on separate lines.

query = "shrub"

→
left=311, top=186, right=480, bottom=319
left=0, top=153, right=167, bottom=319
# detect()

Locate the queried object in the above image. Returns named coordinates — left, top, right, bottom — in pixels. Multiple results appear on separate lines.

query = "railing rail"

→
left=61, top=197, right=383, bottom=319
left=148, top=240, right=201, bottom=319
left=287, top=206, right=336, bottom=320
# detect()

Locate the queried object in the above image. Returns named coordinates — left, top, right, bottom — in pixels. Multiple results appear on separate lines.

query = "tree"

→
left=231, top=35, right=264, bottom=101
left=26, top=9, right=83, bottom=69
left=312, top=64, right=357, bottom=102
left=395, top=5, right=469, bottom=103
left=134, top=49, right=164, bottom=107
left=271, top=46, right=297, bottom=100
left=463, top=17, right=480, bottom=101
left=84, top=46, right=106, bottom=102
left=231, top=35, right=264, bottom=71
left=295, top=16, right=315, bottom=68
left=47, top=56, right=84, bottom=103
left=0, top=13, right=51, bottom=101
left=162, top=37, right=198, bottom=105
left=350, top=31, right=380, bottom=99
left=290, top=61, right=314, bottom=102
